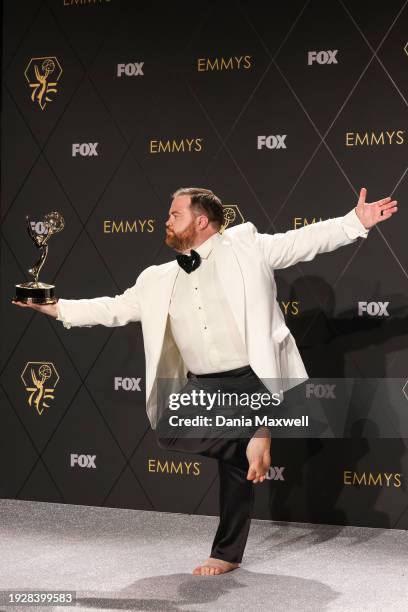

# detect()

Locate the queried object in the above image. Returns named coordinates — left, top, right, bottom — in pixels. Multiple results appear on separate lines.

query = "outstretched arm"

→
left=12, top=273, right=144, bottom=329
left=55, top=281, right=142, bottom=328
left=256, top=188, right=398, bottom=270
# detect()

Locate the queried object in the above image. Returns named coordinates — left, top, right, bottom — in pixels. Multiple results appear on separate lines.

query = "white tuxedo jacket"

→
left=57, top=208, right=369, bottom=428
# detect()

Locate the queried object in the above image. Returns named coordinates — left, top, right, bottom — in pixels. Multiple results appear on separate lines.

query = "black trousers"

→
left=155, top=365, right=271, bottom=564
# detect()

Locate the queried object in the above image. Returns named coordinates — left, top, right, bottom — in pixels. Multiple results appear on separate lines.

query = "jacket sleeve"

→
left=55, top=271, right=145, bottom=329
left=255, top=207, right=370, bottom=270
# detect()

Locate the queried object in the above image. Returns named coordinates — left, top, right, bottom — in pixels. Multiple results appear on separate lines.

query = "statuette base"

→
left=14, top=282, right=57, bottom=304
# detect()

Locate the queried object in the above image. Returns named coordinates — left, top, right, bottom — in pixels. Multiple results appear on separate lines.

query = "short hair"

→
left=171, top=187, right=224, bottom=230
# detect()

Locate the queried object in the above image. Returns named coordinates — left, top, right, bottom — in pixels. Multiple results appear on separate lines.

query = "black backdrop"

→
left=1, top=0, right=408, bottom=529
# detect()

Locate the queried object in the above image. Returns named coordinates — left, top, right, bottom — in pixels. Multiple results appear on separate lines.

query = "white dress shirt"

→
left=169, top=232, right=249, bottom=375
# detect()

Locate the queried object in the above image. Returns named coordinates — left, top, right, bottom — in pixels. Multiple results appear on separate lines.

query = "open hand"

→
left=11, top=300, right=58, bottom=318
left=355, top=187, right=398, bottom=229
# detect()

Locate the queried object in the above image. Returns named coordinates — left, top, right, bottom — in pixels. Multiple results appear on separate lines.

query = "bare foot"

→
left=246, top=427, right=271, bottom=484
left=192, top=557, right=239, bottom=576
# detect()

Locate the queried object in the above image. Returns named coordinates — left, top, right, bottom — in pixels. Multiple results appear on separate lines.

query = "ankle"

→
left=209, top=556, right=239, bottom=566
left=252, top=426, right=271, bottom=439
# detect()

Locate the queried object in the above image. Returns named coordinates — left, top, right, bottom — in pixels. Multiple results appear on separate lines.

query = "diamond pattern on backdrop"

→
left=1, top=0, right=408, bottom=526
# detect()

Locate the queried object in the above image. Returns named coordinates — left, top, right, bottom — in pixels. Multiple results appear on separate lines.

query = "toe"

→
left=194, top=560, right=228, bottom=576
left=253, top=469, right=265, bottom=483
left=247, top=466, right=257, bottom=480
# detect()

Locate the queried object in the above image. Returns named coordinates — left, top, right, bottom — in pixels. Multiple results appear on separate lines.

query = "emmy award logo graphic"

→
left=21, top=361, right=59, bottom=416
left=221, top=204, right=245, bottom=231
left=24, top=56, right=62, bottom=110
left=14, top=211, right=65, bottom=304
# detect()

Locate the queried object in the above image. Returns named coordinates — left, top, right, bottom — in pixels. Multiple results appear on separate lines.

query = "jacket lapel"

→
left=154, top=261, right=180, bottom=354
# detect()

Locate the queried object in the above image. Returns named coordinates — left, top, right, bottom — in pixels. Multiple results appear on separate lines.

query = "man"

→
left=13, top=186, right=398, bottom=575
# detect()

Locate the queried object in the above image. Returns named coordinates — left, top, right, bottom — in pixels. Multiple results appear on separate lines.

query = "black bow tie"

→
left=176, top=249, right=201, bottom=274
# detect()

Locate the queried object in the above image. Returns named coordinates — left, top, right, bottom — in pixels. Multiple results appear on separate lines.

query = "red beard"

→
left=165, top=220, right=198, bottom=252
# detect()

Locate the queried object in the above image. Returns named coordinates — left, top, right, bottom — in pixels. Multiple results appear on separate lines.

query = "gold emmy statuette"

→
left=14, top=212, right=65, bottom=304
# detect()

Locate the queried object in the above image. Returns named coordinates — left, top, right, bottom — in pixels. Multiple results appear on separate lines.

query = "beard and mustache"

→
left=165, top=219, right=198, bottom=252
